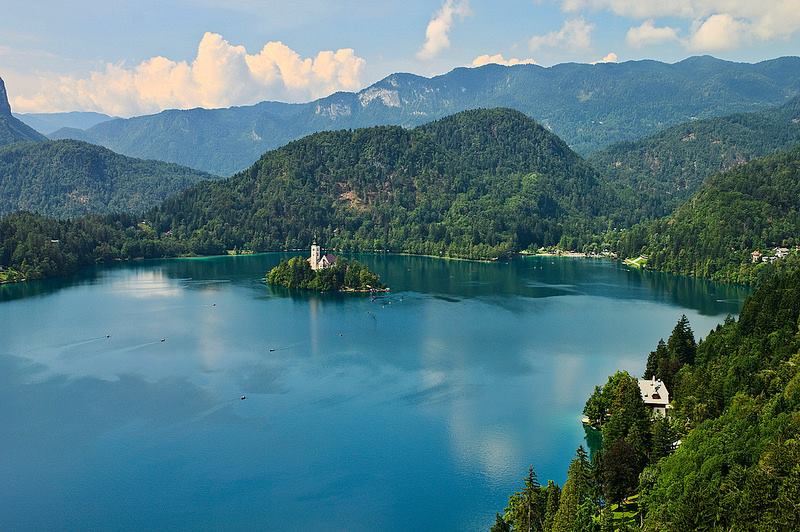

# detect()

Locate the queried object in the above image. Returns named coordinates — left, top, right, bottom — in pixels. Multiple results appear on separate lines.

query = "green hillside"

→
left=0, top=140, right=216, bottom=218
left=591, top=96, right=800, bottom=220
left=618, top=146, right=800, bottom=283
left=150, top=108, right=612, bottom=258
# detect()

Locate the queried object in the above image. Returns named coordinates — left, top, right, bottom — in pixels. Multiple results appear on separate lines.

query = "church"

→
left=308, top=242, right=337, bottom=271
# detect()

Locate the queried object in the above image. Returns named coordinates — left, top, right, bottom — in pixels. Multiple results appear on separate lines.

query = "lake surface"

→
left=0, top=254, right=748, bottom=531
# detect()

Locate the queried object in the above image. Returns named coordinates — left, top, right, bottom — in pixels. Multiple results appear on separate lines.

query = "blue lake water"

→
left=0, top=254, right=748, bottom=530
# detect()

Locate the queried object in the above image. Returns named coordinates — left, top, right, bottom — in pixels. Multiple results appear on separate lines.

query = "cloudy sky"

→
left=2, top=0, right=799, bottom=116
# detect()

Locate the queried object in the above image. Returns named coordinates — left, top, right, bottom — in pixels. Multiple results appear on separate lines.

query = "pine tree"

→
left=490, top=513, right=511, bottom=532
left=644, top=339, right=667, bottom=379
left=543, top=480, right=561, bottom=532
left=667, top=314, right=697, bottom=365
left=552, top=448, right=596, bottom=532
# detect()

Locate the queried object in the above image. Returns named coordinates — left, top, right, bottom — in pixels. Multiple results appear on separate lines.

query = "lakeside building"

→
left=308, top=243, right=337, bottom=271
left=638, top=377, right=670, bottom=417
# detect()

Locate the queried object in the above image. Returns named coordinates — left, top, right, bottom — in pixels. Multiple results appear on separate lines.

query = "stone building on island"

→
left=308, top=242, right=337, bottom=271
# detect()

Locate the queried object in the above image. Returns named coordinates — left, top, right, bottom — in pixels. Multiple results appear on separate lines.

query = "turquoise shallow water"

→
left=0, top=253, right=747, bottom=530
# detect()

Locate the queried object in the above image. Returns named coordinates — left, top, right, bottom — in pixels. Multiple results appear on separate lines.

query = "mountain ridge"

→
left=50, top=56, right=800, bottom=175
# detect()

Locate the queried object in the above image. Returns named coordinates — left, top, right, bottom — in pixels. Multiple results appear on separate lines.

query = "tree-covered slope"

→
left=493, top=258, right=800, bottom=531
left=150, top=108, right=611, bottom=258
left=639, top=258, right=800, bottom=530
left=0, top=77, right=46, bottom=147
left=590, top=96, right=800, bottom=220
left=52, top=56, right=800, bottom=175
left=619, top=146, right=800, bottom=282
left=0, top=139, right=215, bottom=218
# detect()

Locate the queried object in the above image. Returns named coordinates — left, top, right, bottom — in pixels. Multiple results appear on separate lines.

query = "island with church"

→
left=265, top=243, right=388, bottom=292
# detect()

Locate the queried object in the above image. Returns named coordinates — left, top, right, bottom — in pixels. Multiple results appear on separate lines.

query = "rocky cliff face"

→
left=0, top=77, right=12, bottom=116
left=0, top=77, right=47, bottom=146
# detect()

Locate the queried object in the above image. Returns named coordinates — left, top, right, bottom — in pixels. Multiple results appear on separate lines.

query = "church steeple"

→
left=310, top=241, right=321, bottom=270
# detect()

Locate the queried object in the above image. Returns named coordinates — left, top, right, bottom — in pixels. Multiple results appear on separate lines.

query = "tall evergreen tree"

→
left=667, top=314, right=697, bottom=365
left=542, top=480, right=560, bottom=532
left=552, top=447, right=596, bottom=532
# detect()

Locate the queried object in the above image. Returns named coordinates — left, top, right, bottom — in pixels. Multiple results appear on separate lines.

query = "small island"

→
left=266, top=244, right=387, bottom=292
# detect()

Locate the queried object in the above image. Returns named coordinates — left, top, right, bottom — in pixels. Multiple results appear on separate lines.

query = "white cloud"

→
left=12, top=32, right=366, bottom=116
left=529, top=18, right=594, bottom=51
left=689, top=14, right=748, bottom=51
left=626, top=20, right=681, bottom=48
left=591, top=52, right=618, bottom=64
left=471, top=53, right=538, bottom=67
left=562, top=1, right=800, bottom=49
left=417, top=0, right=471, bottom=61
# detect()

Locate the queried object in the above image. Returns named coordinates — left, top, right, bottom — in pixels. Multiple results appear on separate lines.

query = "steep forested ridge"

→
left=618, top=146, right=800, bottom=283
left=150, top=108, right=612, bottom=258
left=50, top=56, right=800, bottom=174
left=0, top=77, right=46, bottom=147
left=0, top=140, right=216, bottom=218
left=590, top=96, right=800, bottom=220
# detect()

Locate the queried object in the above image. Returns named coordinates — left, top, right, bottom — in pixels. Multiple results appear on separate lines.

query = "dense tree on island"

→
left=266, top=256, right=384, bottom=292
left=50, top=56, right=800, bottom=175
left=0, top=140, right=216, bottom=218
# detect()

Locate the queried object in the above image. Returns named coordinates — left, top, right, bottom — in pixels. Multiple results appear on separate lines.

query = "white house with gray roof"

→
left=638, top=377, right=670, bottom=417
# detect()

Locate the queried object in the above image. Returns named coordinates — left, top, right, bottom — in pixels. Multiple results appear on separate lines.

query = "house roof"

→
left=638, top=378, right=670, bottom=407
left=322, top=254, right=337, bottom=263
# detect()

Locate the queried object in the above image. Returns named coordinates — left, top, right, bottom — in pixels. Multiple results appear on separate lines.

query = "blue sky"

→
left=2, top=0, right=799, bottom=115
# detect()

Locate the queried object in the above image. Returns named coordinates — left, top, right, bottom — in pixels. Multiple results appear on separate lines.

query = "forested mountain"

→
left=619, top=146, right=800, bottom=282
left=0, top=140, right=215, bottom=218
left=0, top=77, right=46, bottom=147
left=0, top=109, right=615, bottom=280
left=149, top=108, right=613, bottom=258
left=495, top=257, right=800, bottom=530
left=51, top=56, right=800, bottom=175
left=590, top=96, right=800, bottom=220
left=14, top=111, right=114, bottom=135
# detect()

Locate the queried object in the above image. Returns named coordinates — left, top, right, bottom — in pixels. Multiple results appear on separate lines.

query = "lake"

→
left=0, top=253, right=748, bottom=530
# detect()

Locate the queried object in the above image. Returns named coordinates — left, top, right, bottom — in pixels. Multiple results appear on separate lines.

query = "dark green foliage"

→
left=619, top=146, right=800, bottom=283
left=590, top=96, right=800, bottom=220
left=503, top=466, right=548, bottom=532
left=638, top=257, right=800, bottom=529
left=490, top=514, right=511, bottom=532
left=151, top=109, right=612, bottom=260
left=667, top=315, right=697, bottom=365
left=266, top=256, right=384, bottom=291
left=0, top=77, right=46, bottom=147
left=551, top=447, right=598, bottom=532
left=0, top=140, right=215, bottom=218
left=542, top=481, right=560, bottom=532
left=0, top=211, right=187, bottom=280
left=600, top=439, right=640, bottom=504
left=52, top=56, right=800, bottom=175
left=643, top=315, right=697, bottom=390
